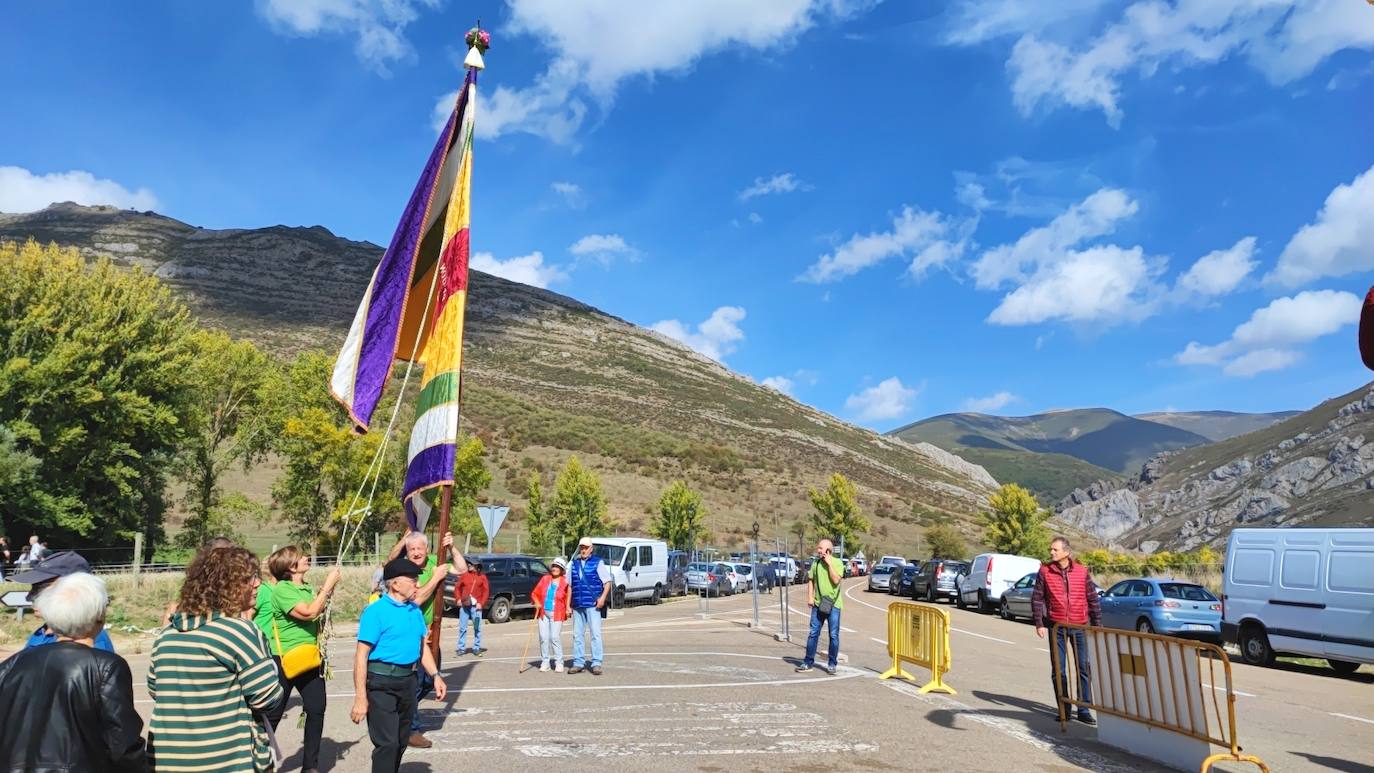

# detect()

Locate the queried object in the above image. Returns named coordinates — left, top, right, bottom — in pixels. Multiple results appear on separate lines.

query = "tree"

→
left=807, top=473, right=870, bottom=551
left=173, top=330, right=276, bottom=548
left=0, top=240, right=198, bottom=550
left=523, top=472, right=558, bottom=554
left=924, top=523, right=969, bottom=560
left=979, top=483, right=1051, bottom=558
left=447, top=436, right=492, bottom=540
left=651, top=480, right=707, bottom=550
left=547, top=456, right=609, bottom=555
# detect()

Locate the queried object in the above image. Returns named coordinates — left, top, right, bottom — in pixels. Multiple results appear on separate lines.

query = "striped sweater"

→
left=148, top=612, right=284, bottom=772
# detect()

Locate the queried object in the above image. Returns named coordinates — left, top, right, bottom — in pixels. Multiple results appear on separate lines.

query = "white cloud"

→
left=799, top=206, right=969, bottom=283
left=0, top=166, right=158, bottom=213
left=1176, top=236, right=1257, bottom=297
left=470, top=250, right=569, bottom=289
left=569, top=233, right=637, bottom=267
left=963, top=391, right=1019, bottom=412
left=1174, top=289, right=1361, bottom=377
left=739, top=172, right=812, bottom=201
left=748, top=212, right=763, bottom=224
left=761, top=376, right=795, bottom=395
left=467, top=1, right=869, bottom=142
left=844, top=377, right=920, bottom=423
left=650, top=306, right=747, bottom=362
left=255, top=0, right=438, bottom=74
left=1266, top=163, right=1374, bottom=287
left=551, top=181, right=585, bottom=208
left=971, top=188, right=1136, bottom=289
left=948, top=0, right=1374, bottom=126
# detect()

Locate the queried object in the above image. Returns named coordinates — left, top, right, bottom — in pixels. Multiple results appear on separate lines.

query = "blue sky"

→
left=4, top=1, right=1373, bottom=431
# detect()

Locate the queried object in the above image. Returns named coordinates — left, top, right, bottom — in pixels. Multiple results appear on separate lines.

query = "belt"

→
left=366, top=661, right=417, bottom=677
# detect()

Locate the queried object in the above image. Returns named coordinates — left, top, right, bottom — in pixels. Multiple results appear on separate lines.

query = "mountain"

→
left=0, top=203, right=999, bottom=548
left=1133, top=411, right=1302, bottom=442
left=887, top=408, right=1210, bottom=504
left=1056, top=382, right=1374, bottom=552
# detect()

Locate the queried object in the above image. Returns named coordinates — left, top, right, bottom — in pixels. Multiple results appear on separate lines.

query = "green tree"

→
left=0, top=240, right=198, bottom=550
left=979, top=483, right=1052, bottom=558
left=1079, top=548, right=1112, bottom=574
left=924, top=523, right=969, bottom=560
left=523, top=472, right=558, bottom=554
left=547, top=456, right=609, bottom=555
left=1144, top=551, right=1172, bottom=576
left=173, top=330, right=276, bottom=548
left=651, top=480, right=707, bottom=550
left=447, top=436, right=492, bottom=540
left=807, top=473, right=871, bottom=551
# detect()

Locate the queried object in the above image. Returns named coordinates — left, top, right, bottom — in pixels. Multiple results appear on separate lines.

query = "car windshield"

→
left=872, top=566, right=893, bottom=575
left=735, top=565, right=752, bottom=575
left=1160, top=583, right=1217, bottom=601
left=941, top=562, right=969, bottom=573
left=592, top=544, right=625, bottom=565
left=688, top=563, right=713, bottom=572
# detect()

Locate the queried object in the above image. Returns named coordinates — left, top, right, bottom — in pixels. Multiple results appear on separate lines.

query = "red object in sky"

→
left=1362, top=286, right=1374, bottom=371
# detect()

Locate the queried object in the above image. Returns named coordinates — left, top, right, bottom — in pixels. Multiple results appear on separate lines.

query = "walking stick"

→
left=517, top=615, right=537, bottom=673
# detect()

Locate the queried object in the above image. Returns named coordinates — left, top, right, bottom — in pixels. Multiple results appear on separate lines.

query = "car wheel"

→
left=1238, top=623, right=1275, bottom=666
left=1136, top=618, right=1155, bottom=634
left=613, top=587, right=626, bottom=608
left=1000, top=599, right=1012, bottom=620
left=1328, top=659, right=1360, bottom=675
left=651, top=584, right=662, bottom=605
left=489, top=596, right=512, bottom=624
left=977, top=592, right=992, bottom=614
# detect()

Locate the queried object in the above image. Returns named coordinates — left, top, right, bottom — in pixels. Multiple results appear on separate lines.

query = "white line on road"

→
left=870, top=637, right=886, bottom=645
left=951, top=627, right=1015, bottom=645
left=843, top=581, right=1018, bottom=646
left=1203, top=683, right=1256, bottom=698
left=1330, top=712, right=1374, bottom=725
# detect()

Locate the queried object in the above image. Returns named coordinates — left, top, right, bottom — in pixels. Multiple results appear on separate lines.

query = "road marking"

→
left=870, top=637, right=886, bottom=645
left=1203, top=683, right=1256, bottom=698
left=951, top=627, right=1015, bottom=645
left=1330, top=712, right=1374, bottom=725
left=1035, top=648, right=1049, bottom=653
left=843, top=583, right=891, bottom=613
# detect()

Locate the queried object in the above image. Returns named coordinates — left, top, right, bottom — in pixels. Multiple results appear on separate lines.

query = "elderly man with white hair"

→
left=0, top=572, right=148, bottom=771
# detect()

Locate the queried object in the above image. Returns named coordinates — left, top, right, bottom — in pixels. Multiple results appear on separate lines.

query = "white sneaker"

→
left=539, top=661, right=550, bottom=672
left=554, top=662, right=565, bottom=673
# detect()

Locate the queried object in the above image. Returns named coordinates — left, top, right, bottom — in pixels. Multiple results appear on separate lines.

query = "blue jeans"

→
left=803, top=605, right=841, bottom=670
left=570, top=607, right=603, bottom=667
left=1050, top=625, right=1093, bottom=717
left=457, top=606, right=482, bottom=652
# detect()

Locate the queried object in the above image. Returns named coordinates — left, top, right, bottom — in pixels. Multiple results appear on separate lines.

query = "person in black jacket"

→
left=0, top=572, right=148, bottom=772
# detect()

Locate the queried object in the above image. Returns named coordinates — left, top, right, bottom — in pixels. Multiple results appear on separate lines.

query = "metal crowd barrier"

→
left=878, top=601, right=955, bottom=694
left=1049, top=623, right=1268, bottom=772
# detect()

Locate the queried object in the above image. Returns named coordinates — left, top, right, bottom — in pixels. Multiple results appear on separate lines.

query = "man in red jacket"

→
left=1031, top=536, right=1102, bottom=726
left=455, top=561, right=491, bottom=656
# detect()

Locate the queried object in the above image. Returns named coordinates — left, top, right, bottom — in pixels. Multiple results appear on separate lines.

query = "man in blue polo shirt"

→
left=15, top=551, right=116, bottom=652
left=350, top=557, right=448, bottom=773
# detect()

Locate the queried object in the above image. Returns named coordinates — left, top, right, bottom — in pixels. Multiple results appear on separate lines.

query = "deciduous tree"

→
left=979, top=483, right=1051, bottom=558
left=547, top=456, right=609, bottom=555
left=924, top=523, right=969, bottom=560
left=651, top=480, right=707, bottom=550
left=807, top=473, right=870, bottom=551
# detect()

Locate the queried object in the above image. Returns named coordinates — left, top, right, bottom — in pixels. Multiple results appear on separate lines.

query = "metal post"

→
left=464, top=533, right=471, bottom=553
left=132, top=532, right=144, bottom=589
left=516, top=533, right=521, bottom=554
left=751, top=537, right=760, bottom=629
left=374, top=532, right=381, bottom=562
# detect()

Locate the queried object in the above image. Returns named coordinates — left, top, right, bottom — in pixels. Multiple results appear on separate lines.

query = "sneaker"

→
left=554, top=662, right=565, bottom=673
left=568, top=665, right=584, bottom=674
left=590, top=665, right=603, bottom=675
left=407, top=733, right=432, bottom=749
left=823, top=664, right=837, bottom=675
left=454, top=648, right=465, bottom=656
left=795, top=663, right=814, bottom=673
left=539, top=661, right=550, bottom=672
left=475, top=648, right=485, bottom=657
left=1076, top=712, right=1097, bottom=726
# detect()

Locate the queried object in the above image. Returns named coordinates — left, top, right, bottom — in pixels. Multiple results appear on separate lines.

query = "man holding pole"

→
left=796, top=538, right=844, bottom=674
left=1032, top=536, right=1101, bottom=726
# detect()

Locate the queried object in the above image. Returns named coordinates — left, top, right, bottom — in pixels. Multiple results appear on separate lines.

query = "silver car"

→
left=999, top=572, right=1038, bottom=621
left=867, top=564, right=896, bottom=592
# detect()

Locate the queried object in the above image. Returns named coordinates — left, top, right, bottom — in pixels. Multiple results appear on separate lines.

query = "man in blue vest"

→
left=567, top=537, right=611, bottom=675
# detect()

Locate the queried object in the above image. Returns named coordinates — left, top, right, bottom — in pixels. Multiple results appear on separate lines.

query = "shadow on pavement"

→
left=280, top=736, right=361, bottom=772
left=1291, top=752, right=1373, bottom=772
left=399, top=762, right=433, bottom=773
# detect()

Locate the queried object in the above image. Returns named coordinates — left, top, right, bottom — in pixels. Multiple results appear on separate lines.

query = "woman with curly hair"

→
left=148, top=547, right=284, bottom=772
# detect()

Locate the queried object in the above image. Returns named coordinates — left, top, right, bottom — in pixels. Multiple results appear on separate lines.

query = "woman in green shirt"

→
left=261, top=546, right=340, bottom=773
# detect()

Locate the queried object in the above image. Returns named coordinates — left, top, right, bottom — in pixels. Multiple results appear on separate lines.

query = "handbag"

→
left=272, top=618, right=321, bottom=679
left=814, top=559, right=842, bottom=615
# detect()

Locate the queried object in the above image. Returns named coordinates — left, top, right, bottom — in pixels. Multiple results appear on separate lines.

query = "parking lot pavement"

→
left=835, top=581, right=1374, bottom=773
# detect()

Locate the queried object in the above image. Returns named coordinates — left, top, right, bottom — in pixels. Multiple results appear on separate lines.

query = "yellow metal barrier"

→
left=1049, top=623, right=1268, bottom=773
left=878, top=601, right=954, bottom=694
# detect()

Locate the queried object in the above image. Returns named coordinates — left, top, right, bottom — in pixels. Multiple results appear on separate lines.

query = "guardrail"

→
left=878, top=601, right=955, bottom=694
left=1049, top=623, right=1268, bottom=772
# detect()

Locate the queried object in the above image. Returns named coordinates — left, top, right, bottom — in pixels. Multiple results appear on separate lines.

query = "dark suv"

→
left=443, top=553, right=550, bottom=624
left=912, top=558, right=969, bottom=603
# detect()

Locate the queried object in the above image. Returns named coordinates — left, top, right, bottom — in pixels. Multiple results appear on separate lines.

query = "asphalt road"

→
left=110, top=580, right=1372, bottom=772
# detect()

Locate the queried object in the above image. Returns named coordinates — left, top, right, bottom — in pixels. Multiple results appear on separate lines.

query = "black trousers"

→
left=366, top=672, right=416, bottom=773
left=265, top=658, right=326, bottom=770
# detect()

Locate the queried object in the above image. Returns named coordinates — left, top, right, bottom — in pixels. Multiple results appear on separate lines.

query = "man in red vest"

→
left=1031, top=536, right=1102, bottom=726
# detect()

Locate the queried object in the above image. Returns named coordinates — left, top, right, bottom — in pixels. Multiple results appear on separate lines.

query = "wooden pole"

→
left=132, top=532, right=144, bottom=589
left=428, top=485, right=453, bottom=660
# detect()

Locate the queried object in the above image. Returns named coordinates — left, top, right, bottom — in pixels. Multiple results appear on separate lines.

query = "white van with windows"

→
left=956, top=553, right=1042, bottom=613
left=590, top=537, right=669, bottom=606
left=1223, top=527, right=1374, bottom=674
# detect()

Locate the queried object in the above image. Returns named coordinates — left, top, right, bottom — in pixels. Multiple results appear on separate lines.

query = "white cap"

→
left=577, top=537, right=594, bottom=548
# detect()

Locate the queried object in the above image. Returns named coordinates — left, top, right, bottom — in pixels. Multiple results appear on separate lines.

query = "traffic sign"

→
left=477, top=505, right=509, bottom=552
left=2, top=590, right=32, bottom=609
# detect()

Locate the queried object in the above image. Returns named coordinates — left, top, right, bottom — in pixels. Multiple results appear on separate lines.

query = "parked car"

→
left=957, top=553, right=1042, bottom=613
left=877, top=555, right=906, bottom=568
left=591, top=537, right=669, bottom=606
left=868, top=564, right=896, bottom=592
left=729, top=562, right=755, bottom=591
left=667, top=550, right=690, bottom=597
left=769, top=556, right=799, bottom=585
left=1223, top=527, right=1374, bottom=673
left=1100, top=578, right=1222, bottom=641
left=892, top=564, right=919, bottom=596
left=999, top=572, right=1038, bottom=621
left=850, top=558, right=868, bottom=576
left=685, top=562, right=732, bottom=596
left=912, top=559, right=969, bottom=603
left=443, top=553, right=549, bottom=624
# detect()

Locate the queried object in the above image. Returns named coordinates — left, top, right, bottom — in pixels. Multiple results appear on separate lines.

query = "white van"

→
left=1223, top=527, right=1374, bottom=674
left=590, top=538, right=669, bottom=606
left=957, top=553, right=1042, bottom=613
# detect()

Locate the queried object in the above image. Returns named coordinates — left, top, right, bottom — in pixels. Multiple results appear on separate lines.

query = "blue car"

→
left=1099, top=578, right=1222, bottom=642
